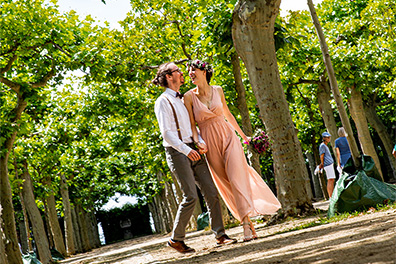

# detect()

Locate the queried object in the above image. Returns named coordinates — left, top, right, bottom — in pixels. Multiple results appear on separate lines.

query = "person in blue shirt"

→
left=319, top=132, right=336, bottom=198
left=334, top=127, right=351, bottom=171
left=393, top=144, right=396, bottom=159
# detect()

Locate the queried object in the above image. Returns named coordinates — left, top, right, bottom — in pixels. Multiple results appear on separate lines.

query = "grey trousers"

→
left=165, top=144, right=225, bottom=241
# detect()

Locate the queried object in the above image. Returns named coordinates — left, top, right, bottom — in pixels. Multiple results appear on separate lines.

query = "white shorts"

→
left=324, top=164, right=336, bottom=179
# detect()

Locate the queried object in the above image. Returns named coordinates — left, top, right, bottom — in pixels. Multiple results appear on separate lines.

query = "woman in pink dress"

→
left=183, top=60, right=281, bottom=242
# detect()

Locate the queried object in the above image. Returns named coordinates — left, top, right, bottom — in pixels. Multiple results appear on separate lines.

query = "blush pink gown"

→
left=188, top=86, right=281, bottom=221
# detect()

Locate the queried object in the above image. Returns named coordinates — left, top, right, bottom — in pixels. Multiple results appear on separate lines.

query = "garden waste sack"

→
left=327, top=155, right=396, bottom=218
left=22, top=253, right=41, bottom=264
left=197, top=211, right=209, bottom=230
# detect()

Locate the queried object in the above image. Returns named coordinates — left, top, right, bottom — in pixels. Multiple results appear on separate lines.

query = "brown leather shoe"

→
left=216, top=234, right=237, bottom=246
left=167, top=239, right=195, bottom=253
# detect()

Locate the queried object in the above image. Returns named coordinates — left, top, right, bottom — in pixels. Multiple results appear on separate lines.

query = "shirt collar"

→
left=165, top=88, right=178, bottom=97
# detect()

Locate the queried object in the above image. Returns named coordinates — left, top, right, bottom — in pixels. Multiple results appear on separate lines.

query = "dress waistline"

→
left=197, top=116, right=225, bottom=129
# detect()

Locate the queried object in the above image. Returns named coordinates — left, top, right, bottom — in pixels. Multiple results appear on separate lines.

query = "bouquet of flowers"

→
left=245, top=131, right=271, bottom=155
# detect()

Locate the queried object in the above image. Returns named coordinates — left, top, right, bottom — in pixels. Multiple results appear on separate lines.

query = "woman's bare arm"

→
left=216, top=86, right=249, bottom=143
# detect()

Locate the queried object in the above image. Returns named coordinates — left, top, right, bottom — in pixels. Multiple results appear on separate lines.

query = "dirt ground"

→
left=60, top=202, right=396, bottom=264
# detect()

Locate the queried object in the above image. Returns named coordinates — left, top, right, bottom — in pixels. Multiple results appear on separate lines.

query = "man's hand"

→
left=187, top=149, right=201, bottom=161
left=196, top=142, right=208, bottom=154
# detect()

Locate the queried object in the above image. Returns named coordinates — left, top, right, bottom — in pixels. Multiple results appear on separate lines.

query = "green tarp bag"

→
left=197, top=211, right=209, bottom=230
left=51, top=248, right=65, bottom=261
left=22, top=253, right=41, bottom=264
left=22, top=248, right=65, bottom=264
left=328, top=155, right=396, bottom=218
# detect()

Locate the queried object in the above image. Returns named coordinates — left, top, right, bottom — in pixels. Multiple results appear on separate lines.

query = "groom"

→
left=153, top=62, right=236, bottom=253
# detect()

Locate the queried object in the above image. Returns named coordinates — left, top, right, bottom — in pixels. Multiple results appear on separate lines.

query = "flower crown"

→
left=186, top=59, right=213, bottom=72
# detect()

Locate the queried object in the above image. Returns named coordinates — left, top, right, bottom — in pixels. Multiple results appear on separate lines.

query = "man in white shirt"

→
left=153, top=62, right=236, bottom=253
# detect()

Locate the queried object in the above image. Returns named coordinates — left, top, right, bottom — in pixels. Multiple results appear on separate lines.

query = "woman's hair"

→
left=338, top=127, right=347, bottom=137
left=186, top=59, right=213, bottom=84
left=152, top=62, right=173, bottom=88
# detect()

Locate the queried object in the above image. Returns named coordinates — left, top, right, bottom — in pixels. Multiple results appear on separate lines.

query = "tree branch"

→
left=0, top=42, right=20, bottom=56
left=140, top=58, right=189, bottom=70
left=30, top=66, right=55, bottom=88
left=50, top=41, right=72, bottom=58
left=289, top=78, right=320, bottom=86
left=0, top=55, right=18, bottom=75
left=165, top=20, right=191, bottom=59
left=0, top=76, right=21, bottom=93
left=376, top=97, right=395, bottom=107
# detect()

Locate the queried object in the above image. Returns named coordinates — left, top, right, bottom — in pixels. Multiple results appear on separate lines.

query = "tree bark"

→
left=14, top=154, right=33, bottom=253
left=43, top=205, right=54, bottom=249
left=147, top=202, right=160, bottom=233
left=21, top=161, right=53, bottom=264
left=71, top=207, right=83, bottom=253
left=17, top=214, right=29, bottom=254
left=231, top=52, right=262, bottom=175
left=364, top=99, right=396, bottom=181
left=0, top=204, right=8, bottom=264
left=0, top=104, right=25, bottom=264
left=75, top=204, right=91, bottom=252
left=59, top=173, right=75, bottom=256
left=156, top=171, right=177, bottom=233
left=348, top=86, right=383, bottom=180
left=86, top=208, right=101, bottom=249
left=44, top=176, right=67, bottom=257
left=153, top=194, right=172, bottom=233
left=232, top=0, right=313, bottom=216
left=317, top=77, right=338, bottom=154
left=305, top=152, right=323, bottom=199
left=307, top=0, right=361, bottom=168
left=1, top=154, right=23, bottom=264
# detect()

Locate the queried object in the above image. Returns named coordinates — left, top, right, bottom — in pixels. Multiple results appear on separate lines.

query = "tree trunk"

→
left=14, top=154, right=33, bottom=253
left=0, top=87, right=26, bottom=264
left=307, top=0, right=361, bottom=169
left=71, top=207, right=83, bottom=253
left=163, top=173, right=180, bottom=228
left=157, top=171, right=178, bottom=233
left=0, top=204, right=8, bottom=264
left=364, top=100, right=396, bottom=181
left=43, top=205, right=54, bottom=249
left=317, top=77, right=338, bottom=153
left=75, top=204, right=91, bottom=252
left=154, top=194, right=172, bottom=233
left=17, top=214, right=29, bottom=254
left=86, top=208, right=101, bottom=249
left=21, top=161, right=53, bottom=264
left=232, top=0, right=313, bottom=216
left=1, top=157, right=23, bottom=264
left=305, top=152, right=323, bottom=199
left=231, top=52, right=262, bottom=175
left=59, top=173, right=75, bottom=256
left=44, top=177, right=67, bottom=257
left=148, top=202, right=160, bottom=233
left=348, top=86, right=383, bottom=180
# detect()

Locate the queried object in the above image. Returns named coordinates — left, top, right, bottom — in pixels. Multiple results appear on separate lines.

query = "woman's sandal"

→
left=249, top=220, right=258, bottom=240
left=242, top=222, right=253, bottom=242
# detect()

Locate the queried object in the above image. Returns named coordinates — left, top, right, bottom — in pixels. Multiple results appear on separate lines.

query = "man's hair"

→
left=338, top=127, right=346, bottom=137
left=152, top=62, right=173, bottom=88
left=186, top=59, right=213, bottom=84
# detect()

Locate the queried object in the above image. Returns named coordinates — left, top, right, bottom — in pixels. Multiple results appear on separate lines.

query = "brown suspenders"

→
left=164, top=96, right=183, bottom=140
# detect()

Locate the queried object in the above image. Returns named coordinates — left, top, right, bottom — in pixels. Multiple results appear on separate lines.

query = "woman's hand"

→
left=196, top=142, right=208, bottom=154
left=242, top=135, right=250, bottom=145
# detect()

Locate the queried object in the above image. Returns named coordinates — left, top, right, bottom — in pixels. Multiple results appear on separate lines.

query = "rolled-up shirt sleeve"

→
left=155, top=97, right=192, bottom=156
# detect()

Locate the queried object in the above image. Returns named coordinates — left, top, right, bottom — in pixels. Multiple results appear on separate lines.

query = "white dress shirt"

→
left=154, top=88, right=196, bottom=156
